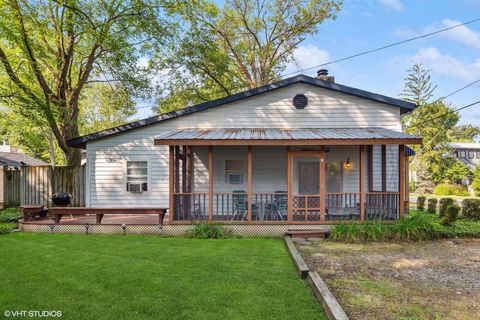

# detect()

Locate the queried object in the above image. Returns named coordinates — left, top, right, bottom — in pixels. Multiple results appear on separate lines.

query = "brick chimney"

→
left=315, top=69, right=335, bottom=83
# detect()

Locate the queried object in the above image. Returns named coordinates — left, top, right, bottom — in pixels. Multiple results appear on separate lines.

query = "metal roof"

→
left=155, top=128, right=421, bottom=142
left=68, top=74, right=417, bottom=149
left=447, top=142, right=480, bottom=149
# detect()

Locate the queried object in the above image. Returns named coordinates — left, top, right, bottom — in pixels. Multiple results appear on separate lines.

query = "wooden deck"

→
left=21, top=214, right=169, bottom=225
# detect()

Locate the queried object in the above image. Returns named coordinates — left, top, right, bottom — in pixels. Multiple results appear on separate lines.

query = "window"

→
left=477, top=150, right=480, bottom=159
left=468, top=151, right=475, bottom=159
left=459, top=150, right=466, bottom=158
left=126, top=161, right=148, bottom=192
left=225, top=160, right=244, bottom=184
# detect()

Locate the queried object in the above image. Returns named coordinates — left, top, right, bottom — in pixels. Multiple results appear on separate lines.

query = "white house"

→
left=68, top=72, right=421, bottom=224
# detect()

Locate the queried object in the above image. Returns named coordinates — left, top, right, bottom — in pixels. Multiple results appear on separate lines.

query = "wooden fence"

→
left=2, top=166, right=86, bottom=208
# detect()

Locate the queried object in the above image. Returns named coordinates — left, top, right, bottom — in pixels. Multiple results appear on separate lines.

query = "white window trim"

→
left=124, top=158, right=151, bottom=195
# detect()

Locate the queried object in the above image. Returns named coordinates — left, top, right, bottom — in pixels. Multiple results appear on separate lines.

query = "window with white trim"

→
left=459, top=150, right=466, bottom=158
left=126, top=161, right=148, bottom=192
left=225, top=160, right=244, bottom=184
left=468, top=151, right=474, bottom=159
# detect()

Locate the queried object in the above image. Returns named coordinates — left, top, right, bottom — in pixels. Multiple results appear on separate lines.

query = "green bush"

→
left=186, top=224, right=233, bottom=239
left=409, top=180, right=416, bottom=192
left=441, top=204, right=460, bottom=226
left=417, top=195, right=426, bottom=211
left=0, top=209, right=22, bottom=223
left=0, top=223, right=14, bottom=234
left=433, top=183, right=469, bottom=196
left=426, top=198, right=438, bottom=214
left=330, top=213, right=439, bottom=242
left=439, top=198, right=455, bottom=217
left=462, top=199, right=480, bottom=220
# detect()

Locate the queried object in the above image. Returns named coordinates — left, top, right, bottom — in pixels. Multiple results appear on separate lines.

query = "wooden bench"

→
left=20, top=205, right=47, bottom=221
left=50, top=207, right=167, bottom=224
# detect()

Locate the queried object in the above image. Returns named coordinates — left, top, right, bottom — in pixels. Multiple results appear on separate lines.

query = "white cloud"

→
left=429, top=19, right=480, bottom=49
left=397, top=47, right=480, bottom=83
left=378, top=0, right=404, bottom=12
left=284, top=44, right=330, bottom=76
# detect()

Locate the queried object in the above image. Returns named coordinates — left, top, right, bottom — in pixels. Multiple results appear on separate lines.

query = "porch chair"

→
left=231, top=190, right=258, bottom=221
left=266, top=191, right=287, bottom=221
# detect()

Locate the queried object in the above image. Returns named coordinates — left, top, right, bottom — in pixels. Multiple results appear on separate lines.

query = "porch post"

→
left=169, top=146, right=174, bottom=223
left=399, top=145, right=405, bottom=218
left=320, top=147, right=326, bottom=222
left=247, top=146, right=252, bottom=223
left=359, top=145, right=365, bottom=221
left=208, top=146, right=213, bottom=223
left=287, top=147, right=292, bottom=222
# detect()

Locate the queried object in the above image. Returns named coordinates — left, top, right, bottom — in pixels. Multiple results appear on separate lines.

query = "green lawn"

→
left=0, top=233, right=325, bottom=320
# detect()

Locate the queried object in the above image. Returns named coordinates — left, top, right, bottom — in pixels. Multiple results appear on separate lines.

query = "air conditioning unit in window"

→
left=225, top=172, right=243, bottom=184
left=128, top=183, right=143, bottom=193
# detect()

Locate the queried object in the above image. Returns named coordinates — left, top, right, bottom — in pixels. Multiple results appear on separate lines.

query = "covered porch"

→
left=155, top=128, right=421, bottom=224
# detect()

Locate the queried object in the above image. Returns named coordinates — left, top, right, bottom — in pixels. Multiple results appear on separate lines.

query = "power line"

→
left=136, top=17, right=480, bottom=110
left=441, top=78, right=480, bottom=99
left=405, top=100, right=480, bottom=130
left=283, top=17, right=480, bottom=75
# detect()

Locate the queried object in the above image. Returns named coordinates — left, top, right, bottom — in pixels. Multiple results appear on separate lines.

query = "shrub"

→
left=0, top=210, right=22, bottom=223
left=426, top=198, right=438, bottom=214
left=409, top=180, right=416, bottom=192
left=439, top=198, right=455, bottom=217
left=186, top=224, right=233, bottom=239
left=417, top=195, right=426, bottom=211
left=433, top=183, right=469, bottom=196
left=462, top=199, right=480, bottom=220
left=0, top=223, right=14, bottom=234
left=441, top=204, right=460, bottom=226
left=330, top=212, right=439, bottom=242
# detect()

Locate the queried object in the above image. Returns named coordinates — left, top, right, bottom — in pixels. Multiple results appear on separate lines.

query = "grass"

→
left=0, top=233, right=325, bottom=320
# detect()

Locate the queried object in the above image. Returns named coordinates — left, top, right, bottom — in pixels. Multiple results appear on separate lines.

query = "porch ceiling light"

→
left=345, top=158, right=351, bottom=169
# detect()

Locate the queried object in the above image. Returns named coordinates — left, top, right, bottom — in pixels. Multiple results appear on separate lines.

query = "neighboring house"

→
left=449, top=142, right=480, bottom=170
left=0, top=146, right=48, bottom=208
left=68, top=71, right=421, bottom=224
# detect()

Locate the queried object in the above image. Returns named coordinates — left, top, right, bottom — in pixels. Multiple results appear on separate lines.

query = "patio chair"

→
left=231, top=190, right=258, bottom=221
left=266, top=191, right=287, bottom=221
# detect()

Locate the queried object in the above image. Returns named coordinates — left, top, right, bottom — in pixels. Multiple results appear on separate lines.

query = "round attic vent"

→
left=293, top=94, right=308, bottom=109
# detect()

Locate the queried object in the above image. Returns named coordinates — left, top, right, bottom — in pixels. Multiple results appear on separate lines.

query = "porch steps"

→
left=286, top=229, right=330, bottom=239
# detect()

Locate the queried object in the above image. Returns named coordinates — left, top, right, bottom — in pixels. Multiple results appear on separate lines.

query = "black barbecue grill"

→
left=52, top=192, right=72, bottom=206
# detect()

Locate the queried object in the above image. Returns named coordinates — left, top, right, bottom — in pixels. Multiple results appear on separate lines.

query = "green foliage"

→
left=438, top=157, right=471, bottom=183
left=447, top=124, right=480, bottom=142
left=330, top=212, right=439, bottom=242
left=462, top=199, right=480, bottom=220
left=0, top=0, right=175, bottom=165
left=0, top=208, right=21, bottom=223
left=426, top=198, right=437, bottom=214
left=441, top=204, right=460, bottom=226
left=409, top=180, right=416, bottom=192
left=417, top=195, right=426, bottom=211
left=185, top=223, right=233, bottom=239
left=330, top=211, right=480, bottom=242
left=0, top=223, right=14, bottom=234
left=439, top=198, right=455, bottom=217
left=433, top=183, right=469, bottom=196
left=154, top=0, right=342, bottom=113
left=472, top=166, right=480, bottom=197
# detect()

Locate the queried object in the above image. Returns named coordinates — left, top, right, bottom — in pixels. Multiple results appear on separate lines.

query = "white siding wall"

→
left=86, top=83, right=402, bottom=207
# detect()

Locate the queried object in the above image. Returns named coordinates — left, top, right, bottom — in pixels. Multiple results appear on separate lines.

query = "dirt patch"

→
left=297, top=239, right=480, bottom=320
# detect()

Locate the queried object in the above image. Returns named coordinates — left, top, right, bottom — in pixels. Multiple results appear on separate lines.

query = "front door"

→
left=289, top=151, right=325, bottom=222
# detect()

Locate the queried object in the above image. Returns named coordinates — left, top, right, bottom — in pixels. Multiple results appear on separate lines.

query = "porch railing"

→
left=173, top=191, right=400, bottom=222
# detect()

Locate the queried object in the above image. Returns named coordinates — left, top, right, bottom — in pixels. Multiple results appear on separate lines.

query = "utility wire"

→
left=136, top=17, right=480, bottom=110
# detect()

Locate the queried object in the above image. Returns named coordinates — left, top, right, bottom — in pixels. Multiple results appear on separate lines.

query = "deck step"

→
left=286, top=229, right=330, bottom=239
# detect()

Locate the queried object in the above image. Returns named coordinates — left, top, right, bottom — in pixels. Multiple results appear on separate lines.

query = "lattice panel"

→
left=20, top=222, right=331, bottom=237
left=307, top=197, right=320, bottom=208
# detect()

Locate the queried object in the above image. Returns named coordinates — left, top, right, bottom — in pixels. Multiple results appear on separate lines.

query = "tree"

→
left=0, top=0, right=175, bottom=165
left=153, top=0, right=342, bottom=113
left=401, top=63, right=461, bottom=192
left=447, top=124, right=480, bottom=142
left=472, top=165, right=480, bottom=197
left=78, top=83, right=137, bottom=135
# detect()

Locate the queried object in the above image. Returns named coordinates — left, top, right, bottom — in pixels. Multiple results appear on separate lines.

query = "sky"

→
left=134, top=0, right=480, bottom=126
